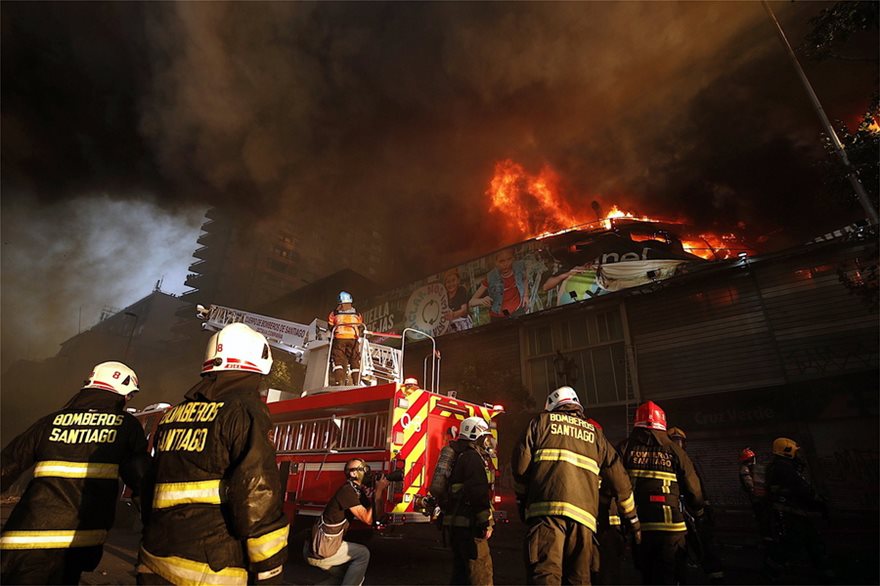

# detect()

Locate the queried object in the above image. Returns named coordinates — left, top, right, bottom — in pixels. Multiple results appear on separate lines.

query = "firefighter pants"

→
left=525, top=516, right=593, bottom=585
left=450, top=526, right=494, bottom=586
left=634, top=531, right=687, bottom=585
left=592, top=526, right=625, bottom=585
left=763, top=512, right=833, bottom=583
left=304, top=539, right=370, bottom=585
left=1, top=545, right=102, bottom=585
left=330, top=339, right=361, bottom=386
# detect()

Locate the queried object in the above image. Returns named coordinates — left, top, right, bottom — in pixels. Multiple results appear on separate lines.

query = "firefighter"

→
left=443, top=416, right=496, bottom=586
left=762, top=437, right=834, bottom=584
left=512, top=386, right=639, bottom=585
left=739, top=447, right=771, bottom=545
left=137, top=323, right=289, bottom=585
left=622, top=402, right=704, bottom=585
left=328, top=291, right=366, bottom=386
left=667, top=426, right=724, bottom=584
left=0, top=361, right=149, bottom=585
left=590, top=418, right=628, bottom=586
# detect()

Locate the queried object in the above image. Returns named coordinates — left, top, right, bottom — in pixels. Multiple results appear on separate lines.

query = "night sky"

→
left=1, top=1, right=877, bottom=366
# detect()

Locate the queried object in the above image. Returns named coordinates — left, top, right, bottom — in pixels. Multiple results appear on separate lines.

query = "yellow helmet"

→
left=772, top=437, right=799, bottom=459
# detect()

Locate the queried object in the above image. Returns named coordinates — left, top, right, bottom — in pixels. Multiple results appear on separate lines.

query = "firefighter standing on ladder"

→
left=622, top=401, right=704, bottom=585
left=512, top=386, right=639, bottom=585
left=0, top=361, right=149, bottom=585
left=328, top=291, right=365, bottom=386
left=137, top=323, right=289, bottom=585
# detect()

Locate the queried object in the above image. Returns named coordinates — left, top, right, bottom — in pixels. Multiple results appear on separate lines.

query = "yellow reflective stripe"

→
left=450, top=483, right=464, bottom=493
left=247, top=525, right=289, bottom=563
left=534, top=449, right=599, bottom=475
left=34, top=461, right=118, bottom=479
left=618, top=492, right=635, bottom=514
left=0, top=529, right=107, bottom=549
left=526, top=501, right=597, bottom=532
left=661, top=479, right=671, bottom=494
left=664, top=505, right=672, bottom=524
left=140, top=547, right=247, bottom=586
left=153, top=480, right=222, bottom=509
left=630, top=469, right=677, bottom=482
left=641, top=521, right=687, bottom=532
left=609, top=515, right=621, bottom=526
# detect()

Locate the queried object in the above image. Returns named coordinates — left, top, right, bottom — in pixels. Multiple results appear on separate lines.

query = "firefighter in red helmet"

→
left=739, top=447, right=772, bottom=548
left=622, top=401, right=704, bottom=585
left=512, top=387, right=639, bottom=585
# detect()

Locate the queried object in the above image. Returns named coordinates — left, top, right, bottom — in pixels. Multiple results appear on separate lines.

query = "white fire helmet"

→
left=202, top=323, right=273, bottom=375
left=545, top=386, right=581, bottom=412
left=459, top=416, right=491, bottom=442
left=403, top=377, right=419, bottom=387
left=83, top=361, right=140, bottom=396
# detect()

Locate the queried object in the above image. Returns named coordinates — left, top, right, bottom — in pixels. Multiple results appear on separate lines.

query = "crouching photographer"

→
left=304, top=458, right=390, bottom=585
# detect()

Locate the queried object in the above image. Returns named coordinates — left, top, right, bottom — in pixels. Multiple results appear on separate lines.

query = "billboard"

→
left=362, top=222, right=705, bottom=339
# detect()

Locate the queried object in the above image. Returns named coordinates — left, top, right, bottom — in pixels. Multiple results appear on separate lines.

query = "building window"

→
left=524, top=308, right=629, bottom=406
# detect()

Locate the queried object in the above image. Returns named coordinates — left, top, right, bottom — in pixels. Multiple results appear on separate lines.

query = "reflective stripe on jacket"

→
left=512, top=409, right=635, bottom=533
left=140, top=373, right=289, bottom=581
left=328, top=308, right=363, bottom=340
left=442, top=442, right=494, bottom=529
left=623, top=427, right=704, bottom=533
left=0, top=389, right=149, bottom=551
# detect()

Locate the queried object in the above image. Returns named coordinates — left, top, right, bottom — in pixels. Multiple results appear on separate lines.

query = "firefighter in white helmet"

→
left=328, top=291, right=365, bottom=386
left=138, top=323, right=289, bottom=585
left=1, top=361, right=149, bottom=584
left=512, top=386, right=638, bottom=585
left=437, top=416, right=496, bottom=586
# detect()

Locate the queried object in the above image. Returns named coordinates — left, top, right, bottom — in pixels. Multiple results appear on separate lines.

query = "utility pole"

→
left=762, top=1, right=879, bottom=225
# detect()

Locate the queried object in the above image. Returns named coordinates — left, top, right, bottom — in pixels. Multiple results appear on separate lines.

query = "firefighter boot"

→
left=331, top=365, right=345, bottom=386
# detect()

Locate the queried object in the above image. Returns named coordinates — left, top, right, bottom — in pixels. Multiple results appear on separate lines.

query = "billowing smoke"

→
left=2, top=2, right=876, bottom=364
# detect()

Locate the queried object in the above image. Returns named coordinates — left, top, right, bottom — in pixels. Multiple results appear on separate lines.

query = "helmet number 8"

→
left=112, top=371, right=121, bottom=379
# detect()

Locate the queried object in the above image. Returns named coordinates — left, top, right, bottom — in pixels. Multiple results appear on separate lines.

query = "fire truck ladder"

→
left=360, top=335, right=403, bottom=386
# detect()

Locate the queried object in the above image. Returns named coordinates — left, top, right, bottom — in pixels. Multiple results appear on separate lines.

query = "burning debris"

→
left=486, top=159, right=755, bottom=261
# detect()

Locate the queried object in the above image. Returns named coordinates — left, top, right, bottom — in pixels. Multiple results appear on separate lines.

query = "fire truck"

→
left=133, top=304, right=505, bottom=530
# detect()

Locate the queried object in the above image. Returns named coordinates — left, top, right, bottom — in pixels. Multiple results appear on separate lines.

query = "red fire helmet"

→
left=739, top=447, right=756, bottom=463
left=587, top=417, right=603, bottom=432
left=633, top=401, right=667, bottom=431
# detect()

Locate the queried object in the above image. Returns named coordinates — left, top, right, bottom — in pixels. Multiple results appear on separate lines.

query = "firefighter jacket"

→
left=328, top=307, right=363, bottom=340
left=765, top=456, right=824, bottom=515
left=739, top=463, right=755, bottom=494
left=622, top=427, right=704, bottom=533
left=511, top=408, right=636, bottom=533
left=0, top=389, right=149, bottom=551
left=443, top=440, right=494, bottom=530
left=139, top=372, right=289, bottom=585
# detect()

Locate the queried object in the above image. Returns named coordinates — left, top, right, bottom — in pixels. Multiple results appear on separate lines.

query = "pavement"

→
left=3, top=499, right=878, bottom=584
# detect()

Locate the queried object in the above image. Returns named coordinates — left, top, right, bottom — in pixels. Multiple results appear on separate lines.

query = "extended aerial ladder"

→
left=195, top=304, right=439, bottom=397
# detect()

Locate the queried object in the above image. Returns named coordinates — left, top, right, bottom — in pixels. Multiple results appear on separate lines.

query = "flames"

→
left=486, top=159, right=753, bottom=261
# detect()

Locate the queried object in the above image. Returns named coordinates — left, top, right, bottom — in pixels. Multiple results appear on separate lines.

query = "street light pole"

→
left=761, top=0, right=879, bottom=225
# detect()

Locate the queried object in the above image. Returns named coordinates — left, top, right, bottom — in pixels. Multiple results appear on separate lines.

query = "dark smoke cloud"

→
left=2, top=1, right=877, bottom=367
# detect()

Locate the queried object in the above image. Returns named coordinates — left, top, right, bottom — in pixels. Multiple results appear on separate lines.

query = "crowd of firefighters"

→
left=0, top=290, right=836, bottom=585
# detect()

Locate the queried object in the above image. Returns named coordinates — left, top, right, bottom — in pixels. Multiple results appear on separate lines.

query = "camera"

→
left=361, top=465, right=405, bottom=487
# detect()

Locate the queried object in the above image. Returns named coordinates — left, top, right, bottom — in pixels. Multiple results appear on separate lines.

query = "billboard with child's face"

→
left=361, top=226, right=704, bottom=339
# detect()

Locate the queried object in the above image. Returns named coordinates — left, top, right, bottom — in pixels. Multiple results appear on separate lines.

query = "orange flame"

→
left=486, top=159, right=755, bottom=261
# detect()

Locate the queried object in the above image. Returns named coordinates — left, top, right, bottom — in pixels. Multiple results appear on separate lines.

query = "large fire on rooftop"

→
left=486, top=159, right=754, bottom=260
